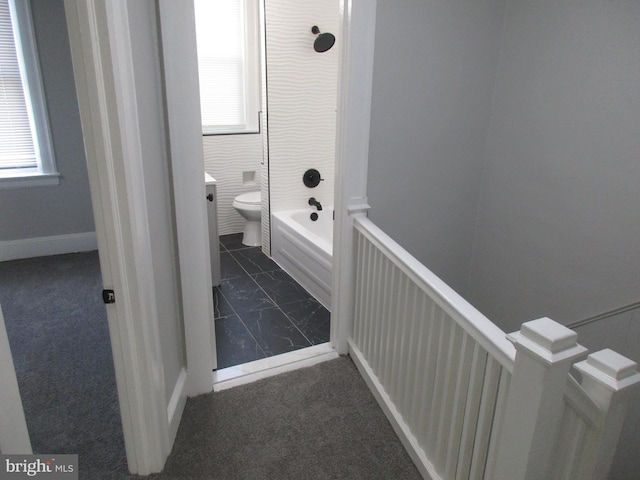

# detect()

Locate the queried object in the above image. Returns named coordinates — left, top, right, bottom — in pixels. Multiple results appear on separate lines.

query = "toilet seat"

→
left=233, top=191, right=261, bottom=210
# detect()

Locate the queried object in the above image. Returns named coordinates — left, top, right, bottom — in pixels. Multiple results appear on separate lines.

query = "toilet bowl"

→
left=233, top=191, right=262, bottom=246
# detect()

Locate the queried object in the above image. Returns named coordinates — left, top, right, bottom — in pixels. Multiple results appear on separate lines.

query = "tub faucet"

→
left=308, top=197, right=323, bottom=211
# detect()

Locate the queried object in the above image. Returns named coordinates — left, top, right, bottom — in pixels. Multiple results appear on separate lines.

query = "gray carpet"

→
left=0, top=252, right=128, bottom=476
left=1, top=253, right=421, bottom=479
left=147, top=357, right=422, bottom=480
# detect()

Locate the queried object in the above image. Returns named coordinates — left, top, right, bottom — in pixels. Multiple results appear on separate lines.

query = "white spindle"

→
left=400, top=284, right=420, bottom=417
left=483, top=367, right=511, bottom=478
left=455, top=345, right=487, bottom=480
left=445, top=331, right=474, bottom=478
left=403, top=292, right=426, bottom=420
left=468, top=357, right=502, bottom=478
left=415, top=299, right=438, bottom=447
left=437, top=323, right=462, bottom=465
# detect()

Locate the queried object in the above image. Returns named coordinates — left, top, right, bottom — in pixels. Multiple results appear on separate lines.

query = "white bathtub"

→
left=271, top=208, right=333, bottom=309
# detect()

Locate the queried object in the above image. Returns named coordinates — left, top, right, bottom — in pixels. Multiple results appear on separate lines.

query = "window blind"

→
left=0, top=0, right=38, bottom=171
left=195, top=0, right=246, bottom=133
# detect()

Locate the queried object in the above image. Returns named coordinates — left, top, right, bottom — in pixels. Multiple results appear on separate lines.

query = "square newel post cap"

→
left=507, top=317, right=588, bottom=365
left=575, top=349, right=640, bottom=393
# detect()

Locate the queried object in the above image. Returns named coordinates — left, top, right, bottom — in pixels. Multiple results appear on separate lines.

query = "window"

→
left=194, top=0, right=261, bottom=135
left=0, top=0, right=57, bottom=188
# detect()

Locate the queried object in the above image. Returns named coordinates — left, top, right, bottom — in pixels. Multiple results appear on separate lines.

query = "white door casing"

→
left=331, top=0, right=377, bottom=353
left=64, top=0, right=190, bottom=474
left=0, top=305, right=32, bottom=454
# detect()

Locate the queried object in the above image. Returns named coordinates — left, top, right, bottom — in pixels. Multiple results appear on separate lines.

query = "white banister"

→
left=493, top=318, right=588, bottom=480
left=572, top=349, right=640, bottom=480
left=348, top=216, right=638, bottom=480
left=353, top=216, right=516, bottom=369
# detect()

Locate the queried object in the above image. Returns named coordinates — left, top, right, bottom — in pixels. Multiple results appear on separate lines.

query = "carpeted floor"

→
left=0, top=252, right=128, bottom=476
left=146, top=357, right=422, bottom=480
left=1, top=253, right=421, bottom=479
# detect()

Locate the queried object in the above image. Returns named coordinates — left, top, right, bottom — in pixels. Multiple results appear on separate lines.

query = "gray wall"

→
left=0, top=0, right=94, bottom=241
left=367, top=0, right=505, bottom=295
left=367, top=0, right=640, bottom=329
left=468, top=0, right=640, bottom=332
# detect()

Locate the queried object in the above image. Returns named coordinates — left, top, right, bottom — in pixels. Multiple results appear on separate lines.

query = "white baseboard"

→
left=167, top=368, right=188, bottom=446
left=0, top=232, right=98, bottom=262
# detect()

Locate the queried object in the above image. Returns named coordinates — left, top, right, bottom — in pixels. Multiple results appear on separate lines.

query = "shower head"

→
left=311, top=26, right=335, bottom=53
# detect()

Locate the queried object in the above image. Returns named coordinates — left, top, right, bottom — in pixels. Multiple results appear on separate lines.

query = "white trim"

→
left=331, top=0, right=377, bottom=354
left=213, top=343, right=339, bottom=392
left=0, top=232, right=97, bottom=262
left=0, top=305, right=32, bottom=454
left=0, top=173, right=60, bottom=190
left=166, top=368, right=188, bottom=446
left=64, top=0, right=172, bottom=474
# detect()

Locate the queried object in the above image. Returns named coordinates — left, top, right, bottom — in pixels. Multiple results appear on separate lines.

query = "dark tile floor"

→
left=214, top=233, right=331, bottom=369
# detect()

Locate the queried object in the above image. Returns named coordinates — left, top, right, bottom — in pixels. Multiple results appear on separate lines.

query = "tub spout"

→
left=308, top=197, right=323, bottom=211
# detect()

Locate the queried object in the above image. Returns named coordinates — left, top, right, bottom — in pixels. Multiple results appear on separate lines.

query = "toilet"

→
left=233, top=191, right=262, bottom=246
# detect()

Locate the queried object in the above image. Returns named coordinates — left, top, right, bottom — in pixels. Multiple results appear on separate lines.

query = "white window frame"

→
left=195, top=0, right=261, bottom=136
left=0, top=0, right=58, bottom=189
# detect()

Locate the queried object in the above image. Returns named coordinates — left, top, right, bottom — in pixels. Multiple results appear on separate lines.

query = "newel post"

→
left=493, top=318, right=588, bottom=480
left=573, top=349, right=640, bottom=480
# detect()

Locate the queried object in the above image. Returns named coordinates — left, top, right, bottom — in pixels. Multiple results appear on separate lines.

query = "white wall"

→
left=205, top=0, right=339, bottom=241
left=127, top=0, right=186, bottom=406
left=203, top=135, right=263, bottom=235
left=366, top=0, right=506, bottom=295
left=468, top=0, right=640, bottom=332
left=265, top=0, right=339, bottom=215
left=0, top=0, right=94, bottom=243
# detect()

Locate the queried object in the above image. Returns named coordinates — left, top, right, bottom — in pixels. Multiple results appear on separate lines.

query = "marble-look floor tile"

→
left=220, top=251, right=246, bottom=280
left=253, top=269, right=313, bottom=306
left=219, top=233, right=247, bottom=252
left=230, top=247, right=279, bottom=275
left=217, top=275, right=274, bottom=315
left=280, top=299, right=331, bottom=345
left=215, top=315, right=266, bottom=369
left=242, top=307, right=312, bottom=356
left=213, top=287, right=235, bottom=319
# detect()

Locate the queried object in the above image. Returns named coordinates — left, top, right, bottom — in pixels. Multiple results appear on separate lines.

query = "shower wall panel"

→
left=265, top=0, right=339, bottom=216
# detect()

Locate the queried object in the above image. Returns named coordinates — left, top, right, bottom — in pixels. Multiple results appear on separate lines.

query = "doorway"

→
left=198, top=0, right=341, bottom=372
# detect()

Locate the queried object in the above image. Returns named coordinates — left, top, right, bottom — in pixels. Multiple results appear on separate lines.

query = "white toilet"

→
left=233, top=191, right=262, bottom=246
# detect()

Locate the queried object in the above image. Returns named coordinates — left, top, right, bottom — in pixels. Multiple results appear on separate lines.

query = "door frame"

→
left=64, top=0, right=170, bottom=473
left=331, top=0, right=377, bottom=354
left=64, top=0, right=214, bottom=474
left=61, top=0, right=377, bottom=474
left=0, top=306, right=32, bottom=454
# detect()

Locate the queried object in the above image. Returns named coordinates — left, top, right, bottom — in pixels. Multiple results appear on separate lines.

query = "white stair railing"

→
left=349, top=215, right=640, bottom=480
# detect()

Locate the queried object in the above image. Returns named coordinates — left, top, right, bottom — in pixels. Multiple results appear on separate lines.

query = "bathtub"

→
left=271, top=208, right=333, bottom=309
